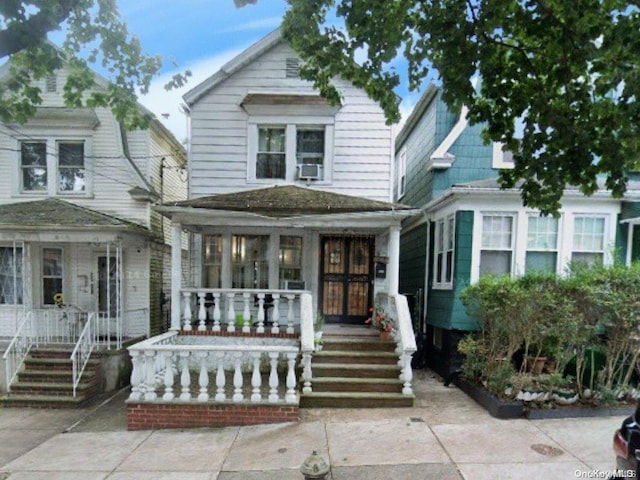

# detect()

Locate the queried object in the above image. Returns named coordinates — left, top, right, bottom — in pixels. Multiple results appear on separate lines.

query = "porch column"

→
left=171, top=222, right=182, bottom=331
left=388, top=225, right=401, bottom=295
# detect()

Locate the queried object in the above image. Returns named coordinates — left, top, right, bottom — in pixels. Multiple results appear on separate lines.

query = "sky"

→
left=110, top=0, right=425, bottom=143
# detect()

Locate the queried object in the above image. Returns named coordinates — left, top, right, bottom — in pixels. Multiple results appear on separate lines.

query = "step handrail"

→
left=71, top=312, right=97, bottom=397
left=2, top=311, right=34, bottom=392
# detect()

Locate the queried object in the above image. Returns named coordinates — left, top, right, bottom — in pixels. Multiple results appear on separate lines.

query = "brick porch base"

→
left=126, top=402, right=299, bottom=430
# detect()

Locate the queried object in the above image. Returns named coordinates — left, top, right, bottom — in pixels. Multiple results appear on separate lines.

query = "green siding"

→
left=399, top=223, right=427, bottom=295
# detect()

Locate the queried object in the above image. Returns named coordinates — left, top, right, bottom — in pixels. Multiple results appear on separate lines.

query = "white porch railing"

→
left=127, top=332, right=301, bottom=404
left=71, top=312, right=97, bottom=396
left=179, top=288, right=309, bottom=335
left=3, top=311, right=34, bottom=392
left=388, top=293, right=417, bottom=396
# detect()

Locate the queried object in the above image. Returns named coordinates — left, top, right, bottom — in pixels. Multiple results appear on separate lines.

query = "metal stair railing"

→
left=2, top=311, right=35, bottom=393
left=71, top=312, right=97, bottom=397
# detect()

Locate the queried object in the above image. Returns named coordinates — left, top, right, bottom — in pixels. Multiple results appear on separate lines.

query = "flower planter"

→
left=379, top=330, right=392, bottom=341
left=524, top=356, right=547, bottom=375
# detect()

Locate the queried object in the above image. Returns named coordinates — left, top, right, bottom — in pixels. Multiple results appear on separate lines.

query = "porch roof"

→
left=0, top=199, right=154, bottom=237
left=160, top=185, right=415, bottom=218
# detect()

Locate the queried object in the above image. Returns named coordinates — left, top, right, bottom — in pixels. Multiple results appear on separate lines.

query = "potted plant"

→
left=365, top=305, right=394, bottom=340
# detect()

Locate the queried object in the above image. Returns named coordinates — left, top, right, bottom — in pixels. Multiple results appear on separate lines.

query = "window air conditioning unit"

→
left=284, top=280, right=306, bottom=290
left=297, top=163, right=322, bottom=181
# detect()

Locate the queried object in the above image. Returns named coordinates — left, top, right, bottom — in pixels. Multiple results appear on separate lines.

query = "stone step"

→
left=10, top=379, right=100, bottom=395
left=300, top=391, right=414, bottom=408
left=313, top=350, right=398, bottom=365
left=310, top=376, right=403, bottom=394
left=311, top=363, right=400, bottom=379
left=320, top=336, right=396, bottom=353
left=1, top=393, right=92, bottom=409
left=23, top=357, right=100, bottom=372
left=18, top=370, right=74, bottom=382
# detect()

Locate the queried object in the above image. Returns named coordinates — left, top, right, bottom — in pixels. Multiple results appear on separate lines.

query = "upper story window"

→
left=480, top=214, right=514, bottom=277
left=18, top=139, right=89, bottom=196
left=397, top=149, right=407, bottom=198
left=526, top=216, right=558, bottom=273
left=434, top=214, right=455, bottom=288
left=257, top=127, right=286, bottom=179
left=572, top=216, right=605, bottom=266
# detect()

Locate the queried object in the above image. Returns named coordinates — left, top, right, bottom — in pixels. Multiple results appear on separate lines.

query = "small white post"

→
left=215, top=352, right=226, bottom=402
left=302, top=352, right=313, bottom=394
left=197, top=292, right=207, bottom=331
left=242, top=293, right=251, bottom=333
left=162, top=351, right=175, bottom=401
left=198, top=351, right=209, bottom=402
left=268, top=352, right=279, bottom=403
left=226, top=293, right=236, bottom=332
left=271, top=294, right=280, bottom=334
left=232, top=352, right=243, bottom=402
left=212, top=293, right=221, bottom=332
left=179, top=351, right=191, bottom=401
left=129, top=350, right=142, bottom=400
left=256, top=293, right=265, bottom=333
left=286, top=294, right=295, bottom=334
left=251, top=352, right=262, bottom=402
left=143, top=350, right=157, bottom=400
left=285, top=352, right=297, bottom=404
left=182, top=292, right=192, bottom=331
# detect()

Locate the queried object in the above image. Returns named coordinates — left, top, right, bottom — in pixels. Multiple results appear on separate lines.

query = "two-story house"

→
left=123, top=28, right=419, bottom=429
left=0, top=63, right=187, bottom=357
left=395, top=85, right=640, bottom=377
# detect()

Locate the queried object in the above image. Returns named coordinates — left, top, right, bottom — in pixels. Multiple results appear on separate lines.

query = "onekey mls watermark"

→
left=575, top=469, right=636, bottom=479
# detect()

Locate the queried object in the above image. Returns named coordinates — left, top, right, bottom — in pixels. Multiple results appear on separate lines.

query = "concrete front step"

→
left=2, top=393, right=92, bottom=408
left=300, top=391, right=414, bottom=408
left=10, top=380, right=100, bottom=396
left=24, top=357, right=100, bottom=371
left=312, top=363, right=400, bottom=379
left=310, top=376, right=403, bottom=394
left=321, top=336, right=396, bottom=353
left=313, top=350, right=398, bottom=365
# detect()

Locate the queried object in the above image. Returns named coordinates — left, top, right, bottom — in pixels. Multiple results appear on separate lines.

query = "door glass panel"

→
left=98, top=256, right=117, bottom=314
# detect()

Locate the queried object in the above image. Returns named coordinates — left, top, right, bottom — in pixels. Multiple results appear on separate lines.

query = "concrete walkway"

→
left=0, top=369, right=628, bottom=480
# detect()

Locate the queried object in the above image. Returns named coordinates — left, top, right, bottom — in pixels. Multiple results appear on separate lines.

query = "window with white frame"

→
left=397, top=149, right=407, bottom=198
left=231, top=235, right=269, bottom=289
left=526, top=216, right=558, bottom=273
left=203, top=235, right=223, bottom=288
left=572, top=216, right=605, bottom=266
left=42, top=247, right=63, bottom=305
left=19, top=139, right=88, bottom=195
left=249, top=122, right=332, bottom=182
left=279, top=236, right=303, bottom=286
left=480, top=214, right=514, bottom=277
left=0, top=246, right=23, bottom=305
left=434, top=215, right=455, bottom=287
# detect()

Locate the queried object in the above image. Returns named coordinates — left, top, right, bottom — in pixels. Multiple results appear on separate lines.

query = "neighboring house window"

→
left=279, top=236, right=303, bottom=286
left=42, top=247, right=63, bottom=305
left=526, top=216, right=558, bottom=273
left=231, top=235, right=269, bottom=289
left=434, top=215, right=455, bottom=288
left=203, top=235, right=222, bottom=288
left=480, top=214, right=514, bottom=277
left=21, top=142, right=48, bottom=192
left=572, top=216, right=605, bottom=266
left=492, top=142, right=515, bottom=169
left=397, top=149, right=407, bottom=198
left=257, top=127, right=286, bottom=179
left=0, top=247, right=23, bottom=304
left=57, top=142, right=85, bottom=193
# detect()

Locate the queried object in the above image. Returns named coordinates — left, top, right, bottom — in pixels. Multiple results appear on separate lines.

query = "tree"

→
left=0, top=0, right=189, bottom=129
left=279, top=1, right=640, bottom=214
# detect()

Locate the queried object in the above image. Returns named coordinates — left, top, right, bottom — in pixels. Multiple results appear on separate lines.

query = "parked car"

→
left=613, top=404, right=640, bottom=478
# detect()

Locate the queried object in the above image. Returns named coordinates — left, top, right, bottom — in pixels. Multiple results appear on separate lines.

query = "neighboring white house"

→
left=0, top=64, right=187, bottom=345
left=159, top=28, right=419, bottom=329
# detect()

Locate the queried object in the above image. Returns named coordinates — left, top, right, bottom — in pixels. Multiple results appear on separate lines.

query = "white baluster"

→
left=251, top=352, right=262, bottom=402
left=271, top=294, right=280, bottom=334
left=226, top=293, right=236, bottom=332
left=232, top=352, right=244, bottom=402
left=179, top=351, right=191, bottom=401
left=198, top=351, right=209, bottom=402
left=302, top=352, right=313, bottom=394
left=215, top=352, right=226, bottom=402
left=242, top=293, right=251, bottom=333
left=286, top=294, right=295, bottom=334
left=162, top=351, right=175, bottom=401
left=212, top=293, right=221, bottom=332
left=144, top=350, right=157, bottom=400
left=197, top=292, right=207, bottom=331
left=182, top=292, right=192, bottom=331
left=285, top=352, right=297, bottom=404
left=256, top=293, right=265, bottom=333
left=129, top=350, right=142, bottom=400
left=268, top=352, right=279, bottom=403
left=402, top=353, right=414, bottom=396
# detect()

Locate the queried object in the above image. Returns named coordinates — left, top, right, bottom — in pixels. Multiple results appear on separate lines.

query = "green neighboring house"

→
left=394, top=84, right=640, bottom=376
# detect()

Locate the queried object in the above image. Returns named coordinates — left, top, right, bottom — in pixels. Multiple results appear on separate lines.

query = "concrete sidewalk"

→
left=0, top=369, right=629, bottom=480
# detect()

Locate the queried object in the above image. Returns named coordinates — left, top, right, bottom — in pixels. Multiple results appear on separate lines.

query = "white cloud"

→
left=138, top=48, right=245, bottom=143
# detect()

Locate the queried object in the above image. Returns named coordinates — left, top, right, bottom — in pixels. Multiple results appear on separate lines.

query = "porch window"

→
left=433, top=214, right=454, bottom=288
left=0, top=247, right=23, bottom=304
left=479, top=214, right=514, bottom=277
left=572, top=216, right=605, bottom=266
left=21, top=142, right=48, bottom=192
left=203, top=234, right=222, bottom=288
left=42, top=247, right=63, bottom=305
left=257, top=127, right=286, bottom=179
left=231, top=235, right=269, bottom=289
left=279, top=236, right=303, bottom=287
left=526, top=216, right=558, bottom=273
left=57, top=142, right=85, bottom=193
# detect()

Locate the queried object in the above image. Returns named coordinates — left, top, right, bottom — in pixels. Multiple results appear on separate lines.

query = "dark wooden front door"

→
left=320, top=236, right=374, bottom=324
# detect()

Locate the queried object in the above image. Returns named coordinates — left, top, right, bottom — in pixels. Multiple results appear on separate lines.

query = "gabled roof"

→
left=164, top=185, right=415, bottom=218
left=183, top=28, right=283, bottom=106
left=0, top=199, right=154, bottom=236
left=395, top=84, right=438, bottom=152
